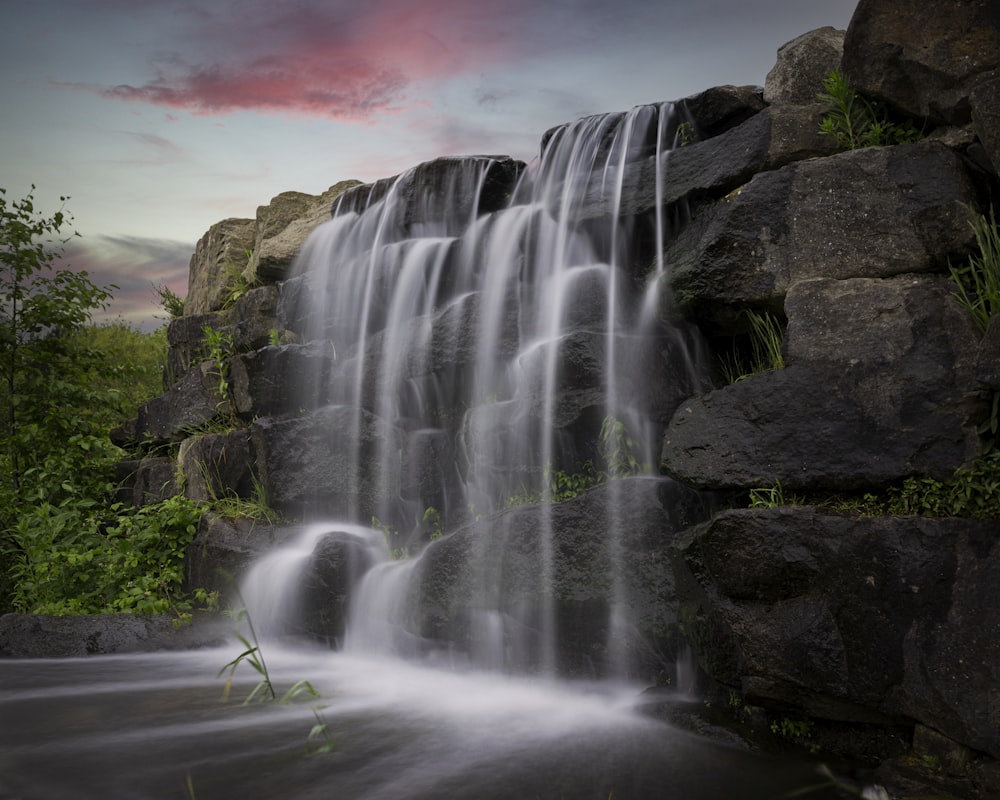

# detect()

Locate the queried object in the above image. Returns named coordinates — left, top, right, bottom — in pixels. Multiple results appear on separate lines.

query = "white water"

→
left=0, top=648, right=852, bottom=800
left=248, top=102, right=712, bottom=679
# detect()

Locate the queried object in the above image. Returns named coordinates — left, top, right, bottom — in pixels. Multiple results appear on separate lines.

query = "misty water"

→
left=2, top=104, right=861, bottom=799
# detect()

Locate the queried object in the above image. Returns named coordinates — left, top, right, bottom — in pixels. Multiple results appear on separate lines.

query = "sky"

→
left=1, top=0, right=858, bottom=331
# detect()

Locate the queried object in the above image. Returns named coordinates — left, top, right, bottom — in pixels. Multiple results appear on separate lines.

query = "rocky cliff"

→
left=105, top=0, right=999, bottom=795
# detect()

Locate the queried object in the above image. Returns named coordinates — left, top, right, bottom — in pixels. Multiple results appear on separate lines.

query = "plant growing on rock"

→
left=949, top=205, right=1000, bottom=334
left=718, top=309, right=786, bottom=385
left=817, top=68, right=921, bottom=150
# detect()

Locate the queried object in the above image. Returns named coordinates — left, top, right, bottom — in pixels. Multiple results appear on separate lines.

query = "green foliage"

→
left=222, top=250, right=259, bottom=309
left=675, top=120, right=698, bottom=147
left=0, top=186, right=116, bottom=495
left=422, top=506, right=444, bottom=541
left=718, top=309, right=785, bottom=385
left=201, top=324, right=235, bottom=407
left=4, top=494, right=207, bottom=616
left=800, top=452, right=1000, bottom=520
left=153, top=282, right=185, bottom=318
left=818, top=68, right=922, bottom=150
left=372, top=515, right=408, bottom=559
left=599, top=415, right=645, bottom=477
left=878, top=452, right=1000, bottom=519
left=203, top=470, right=278, bottom=525
left=67, top=321, right=168, bottom=423
left=748, top=480, right=802, bottom=509
left=948, top=206, right=1000, bottom=335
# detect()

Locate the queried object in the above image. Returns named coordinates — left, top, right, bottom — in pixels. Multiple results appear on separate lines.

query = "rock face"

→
left=661, top=276, right=986, bottom=490
left=675, top=508, right=1000, bottom=759
left=842, top=0, right=1000, bottom=125
left=92, top=0, right=1000, bottom=789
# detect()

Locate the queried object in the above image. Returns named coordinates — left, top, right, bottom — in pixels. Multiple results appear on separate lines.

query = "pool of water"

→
left=0, top=644, right=861, bottom=800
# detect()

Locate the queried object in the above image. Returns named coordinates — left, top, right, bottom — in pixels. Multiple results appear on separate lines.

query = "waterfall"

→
left=241, top=102, right=709, bottom=678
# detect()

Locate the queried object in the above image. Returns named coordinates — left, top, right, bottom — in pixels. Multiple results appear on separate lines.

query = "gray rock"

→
left=0, top=612, right=230, bottom=658
left=842, top=0, right=1000, bottom=125
left=674, top=507, right=1000, bottom=759
left=185, top=217, right=256, bottom=316
left=764, top=27, right=845, bottom=106
left=667, top=141, right=978, bottom=326
left=251, top=405, right=405, bottom=520
left=178, top=430, right=255, bottom=503
left=228, top=340, right=339, bottom=418
left=184, top=514, right=303, bottom=597
left=246, top=181, right=361, bottom=283
left=661, top=276, right=985, bottom=490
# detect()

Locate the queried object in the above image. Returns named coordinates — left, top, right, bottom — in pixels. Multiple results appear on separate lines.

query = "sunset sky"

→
left=1, top=0, right=857, bottom=330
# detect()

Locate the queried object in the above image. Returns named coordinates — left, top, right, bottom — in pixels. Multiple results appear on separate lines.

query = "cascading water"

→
left=1, top=101, right=868, bottom=800
left=241, top=101, right=711, bottom=679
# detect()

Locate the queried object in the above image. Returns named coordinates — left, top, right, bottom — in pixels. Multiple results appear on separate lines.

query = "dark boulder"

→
left=299, top=530, right=384, bottom=644
left=184, top=514, right=302, bottom=598
left=115, top=457, right=180, bottom=507
left=661, top=276, right=986, bottom=490
left=115, top=361, right=225, bottom=448
left=251, top=405, right=405, bottom=520
left=228, top=340, right=339, bottom=418
left=667, top=141, right=978, bottom=327
left=178, top=430, right=256, bottom=504
left=674, top=507, right=1000, bottom=759
left=842, top=0, right=1000, bottom=126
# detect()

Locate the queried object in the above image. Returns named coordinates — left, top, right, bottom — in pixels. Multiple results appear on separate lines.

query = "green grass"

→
left=949, top=206, right=1000, bottom=334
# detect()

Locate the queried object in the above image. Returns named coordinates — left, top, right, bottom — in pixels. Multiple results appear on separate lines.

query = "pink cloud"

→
left=86, top=0, right=532, bottom=120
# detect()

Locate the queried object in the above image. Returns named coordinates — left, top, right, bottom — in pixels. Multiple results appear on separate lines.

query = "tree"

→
left=0, top=186, right=115, bottom=496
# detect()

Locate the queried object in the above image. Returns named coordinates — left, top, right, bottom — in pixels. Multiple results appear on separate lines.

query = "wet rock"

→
left=299, top=530, right=383, bottom=644
left=251, top=405, right=405, bottom=520
left=576, top=103, right=839, bottom=223
left=332, top=156, right=524, bottom=234
left=842, top=0, right=1000, bottom=126
left=674, top=507, right=1000, bottom=759
left=228, top=340, right=339, bottom=418
left=410, top=477, right=707, bottom=680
